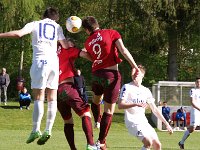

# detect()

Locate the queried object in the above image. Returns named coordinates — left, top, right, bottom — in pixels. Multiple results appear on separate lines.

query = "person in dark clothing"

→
left=176, top=107, right=187, bottom=130
left=74, top=69, right=88, bottom=103
left=19, top=87, right=31, bottom=110
left=162, top=101, right=171, bottom=123
left=0, top=68, right=10, bottom=105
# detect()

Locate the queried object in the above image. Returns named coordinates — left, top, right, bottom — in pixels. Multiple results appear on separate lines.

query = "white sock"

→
left=141, top=146, right=150, bottom=150
left=32, top=100, right=44, bottom=132
left=180, top=130, right=190, bottom=144
left=45, top=100, right=57, bottom=134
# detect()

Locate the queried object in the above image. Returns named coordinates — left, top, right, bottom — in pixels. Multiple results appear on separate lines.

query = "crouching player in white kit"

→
left=118, top=65, right=173, bottom=150
left=178, top=77, right=200, bottom=149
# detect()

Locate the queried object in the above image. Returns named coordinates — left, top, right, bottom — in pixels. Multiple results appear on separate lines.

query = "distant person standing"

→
left=178, top=77, right=200, bottom=149
left=0, top=68, right=10, bottom=105
left=74, top=69, right=88, bottom=103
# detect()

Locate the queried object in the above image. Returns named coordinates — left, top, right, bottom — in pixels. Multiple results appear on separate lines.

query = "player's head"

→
left=66, top=37, right=76, bottom=48
left=195, top=77, right=200, bottom=88
left=2, top=68, right=6, bottom=74
left=43, top=7, right=59, bottom=22
left=132, top=65, right=146, bottom=86
left=82, top=16, right=99, bottom=34
left=163, top=101, right=167, bottom=106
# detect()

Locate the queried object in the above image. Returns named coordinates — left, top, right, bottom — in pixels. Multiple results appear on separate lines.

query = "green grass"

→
left=0, top=102, right=200, bottom=150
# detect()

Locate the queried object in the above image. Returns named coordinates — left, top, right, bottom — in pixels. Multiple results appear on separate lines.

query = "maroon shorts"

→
left=57, top=82, right=90, bottom=120
left=92, top=69, right=121, bottom=104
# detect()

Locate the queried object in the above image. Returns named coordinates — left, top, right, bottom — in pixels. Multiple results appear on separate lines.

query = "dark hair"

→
left=196, top=77, right=200, bottom=80
left=138, top=64, right=146, bottom=74
left=82, top=16, right=99, bottom=32
left=43, top=7, right=59, bottom=21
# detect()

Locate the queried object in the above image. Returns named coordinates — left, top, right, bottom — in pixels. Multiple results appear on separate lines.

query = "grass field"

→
left=0, top=101, right=200, bottom=150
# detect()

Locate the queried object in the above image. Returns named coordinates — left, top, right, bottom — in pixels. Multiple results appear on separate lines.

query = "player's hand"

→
left=166, top=124, right=173, bottom=135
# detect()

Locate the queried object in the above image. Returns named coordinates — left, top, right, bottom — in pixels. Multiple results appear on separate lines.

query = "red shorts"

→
left=92, top=69, right=121, bottom=104
left=57, top=82, right=90, bottom=120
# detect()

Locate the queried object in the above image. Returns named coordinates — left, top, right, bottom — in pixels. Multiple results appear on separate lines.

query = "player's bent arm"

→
left=0, top=29, right=28, bottom=38
left=59, top=39, right=69, bottom=49
left=115, top=39, right=138, bottom=70
left=118, top=99, right=142, bottom=109
left=191, top=97, right=200, bottom=111
left=80, top=51, right=93, bottom=62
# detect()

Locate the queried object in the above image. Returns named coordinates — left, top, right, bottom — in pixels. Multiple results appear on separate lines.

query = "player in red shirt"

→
left=82, top=16, right=139, bottom=149
left=57, top=38, right=97, bottom=150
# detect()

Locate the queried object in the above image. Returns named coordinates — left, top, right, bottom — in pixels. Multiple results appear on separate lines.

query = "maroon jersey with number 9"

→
left=84, top=29, right=122, bottom=72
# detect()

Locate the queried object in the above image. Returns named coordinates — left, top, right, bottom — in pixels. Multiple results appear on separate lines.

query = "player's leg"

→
left=96, top=70, right=121, bottom=149
left=0, top=87, right=2, bottom=103
left=91, top=77, right=104, bottom=129
left=26, top=88, right=45, bottom=144
left=3, top=86, right=7, bottom=105
left=37, top=89, right=57, bottom=145
left=179, top=125, right=195, bottom=149
left=67, top=83, right=97, bottom=149
left=91, top=94, right=103, bottom=128
left=179, top=111, right=200, bottom=149
left=57, top=95, right=77, bottom=150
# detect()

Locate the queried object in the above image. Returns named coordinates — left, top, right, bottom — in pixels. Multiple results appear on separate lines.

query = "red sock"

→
left=91, top=102, right=101, bottom=123
left=82, top=116, right=94, bottom=145
left=64, top=124, right=77, bottom=150
left=98, top=112, right=113, bottom=144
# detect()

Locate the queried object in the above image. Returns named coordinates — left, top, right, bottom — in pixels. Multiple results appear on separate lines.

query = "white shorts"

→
left=126, top=121, right=159, bottom=141
left=30, top=60, right=59, bottom=89
left=190, top=109, right=200, bottom=126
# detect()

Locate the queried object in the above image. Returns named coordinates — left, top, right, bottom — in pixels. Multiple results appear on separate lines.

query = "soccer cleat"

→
left=178, top=142, right=184, bottom=149
left=86, top=144, right=98, bottom=150
left=26, top=107, right=30, bottom=110
left=26, top=131, right=41, bottom=144
left=96, top=140, right=107, bottom=150
left=37, top=130, right=51, bottom=145
left=20, top=107, right=23, bottom=110
left=94, top=122, right=100, bottom=129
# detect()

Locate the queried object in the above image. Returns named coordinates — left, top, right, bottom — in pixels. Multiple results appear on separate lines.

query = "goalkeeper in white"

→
left=118, top=65, right=173, bottom=150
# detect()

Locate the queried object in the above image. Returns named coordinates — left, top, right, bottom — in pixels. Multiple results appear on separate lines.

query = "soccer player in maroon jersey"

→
left=57, top=38, right=97, bottom=150
left=82, top=16, right=139, bottom=150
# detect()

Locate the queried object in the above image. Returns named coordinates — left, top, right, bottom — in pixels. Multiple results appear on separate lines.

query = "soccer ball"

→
left=66, top=16, right=82, bottom=33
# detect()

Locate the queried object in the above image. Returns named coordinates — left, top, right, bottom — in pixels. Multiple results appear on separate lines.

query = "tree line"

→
left=0, top=0, right=200, bottom=98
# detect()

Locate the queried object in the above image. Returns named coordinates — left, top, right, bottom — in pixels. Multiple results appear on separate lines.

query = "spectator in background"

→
left=162, top=101, right=172, bottom=124
left=175, top=107, right=187, bottom=130
left=74, top=69, right=88, bottom=103
left=19, top=87, right=31, bottom=110
left=0, top=68, right=10, bottom=105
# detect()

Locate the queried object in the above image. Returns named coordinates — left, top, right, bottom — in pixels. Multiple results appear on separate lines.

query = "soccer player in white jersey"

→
left=178, top=77, right=200, bottom=149
left=0, top=7, right=69, bottom=145
left=118, top=65, right=173, bottom=150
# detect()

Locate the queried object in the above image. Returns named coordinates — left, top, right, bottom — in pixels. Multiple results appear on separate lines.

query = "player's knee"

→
left=142, top=137, right=152, bottom=148
left=152, top=140, right=161, bottom=150
left=64, top=117, right=73, bottom=124
left=81, top=111, right=91, bottom=118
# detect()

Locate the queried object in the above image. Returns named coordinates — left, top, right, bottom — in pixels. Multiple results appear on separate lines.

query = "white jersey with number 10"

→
left=22, top=18, right=65, bottom=63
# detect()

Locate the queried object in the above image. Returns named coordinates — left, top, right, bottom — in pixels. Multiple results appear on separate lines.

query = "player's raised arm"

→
left=149, top=102, right=173, bottom=134
left=115, top=39, right=139, bottom=70
left=0, top=28, right=30, bottom=38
